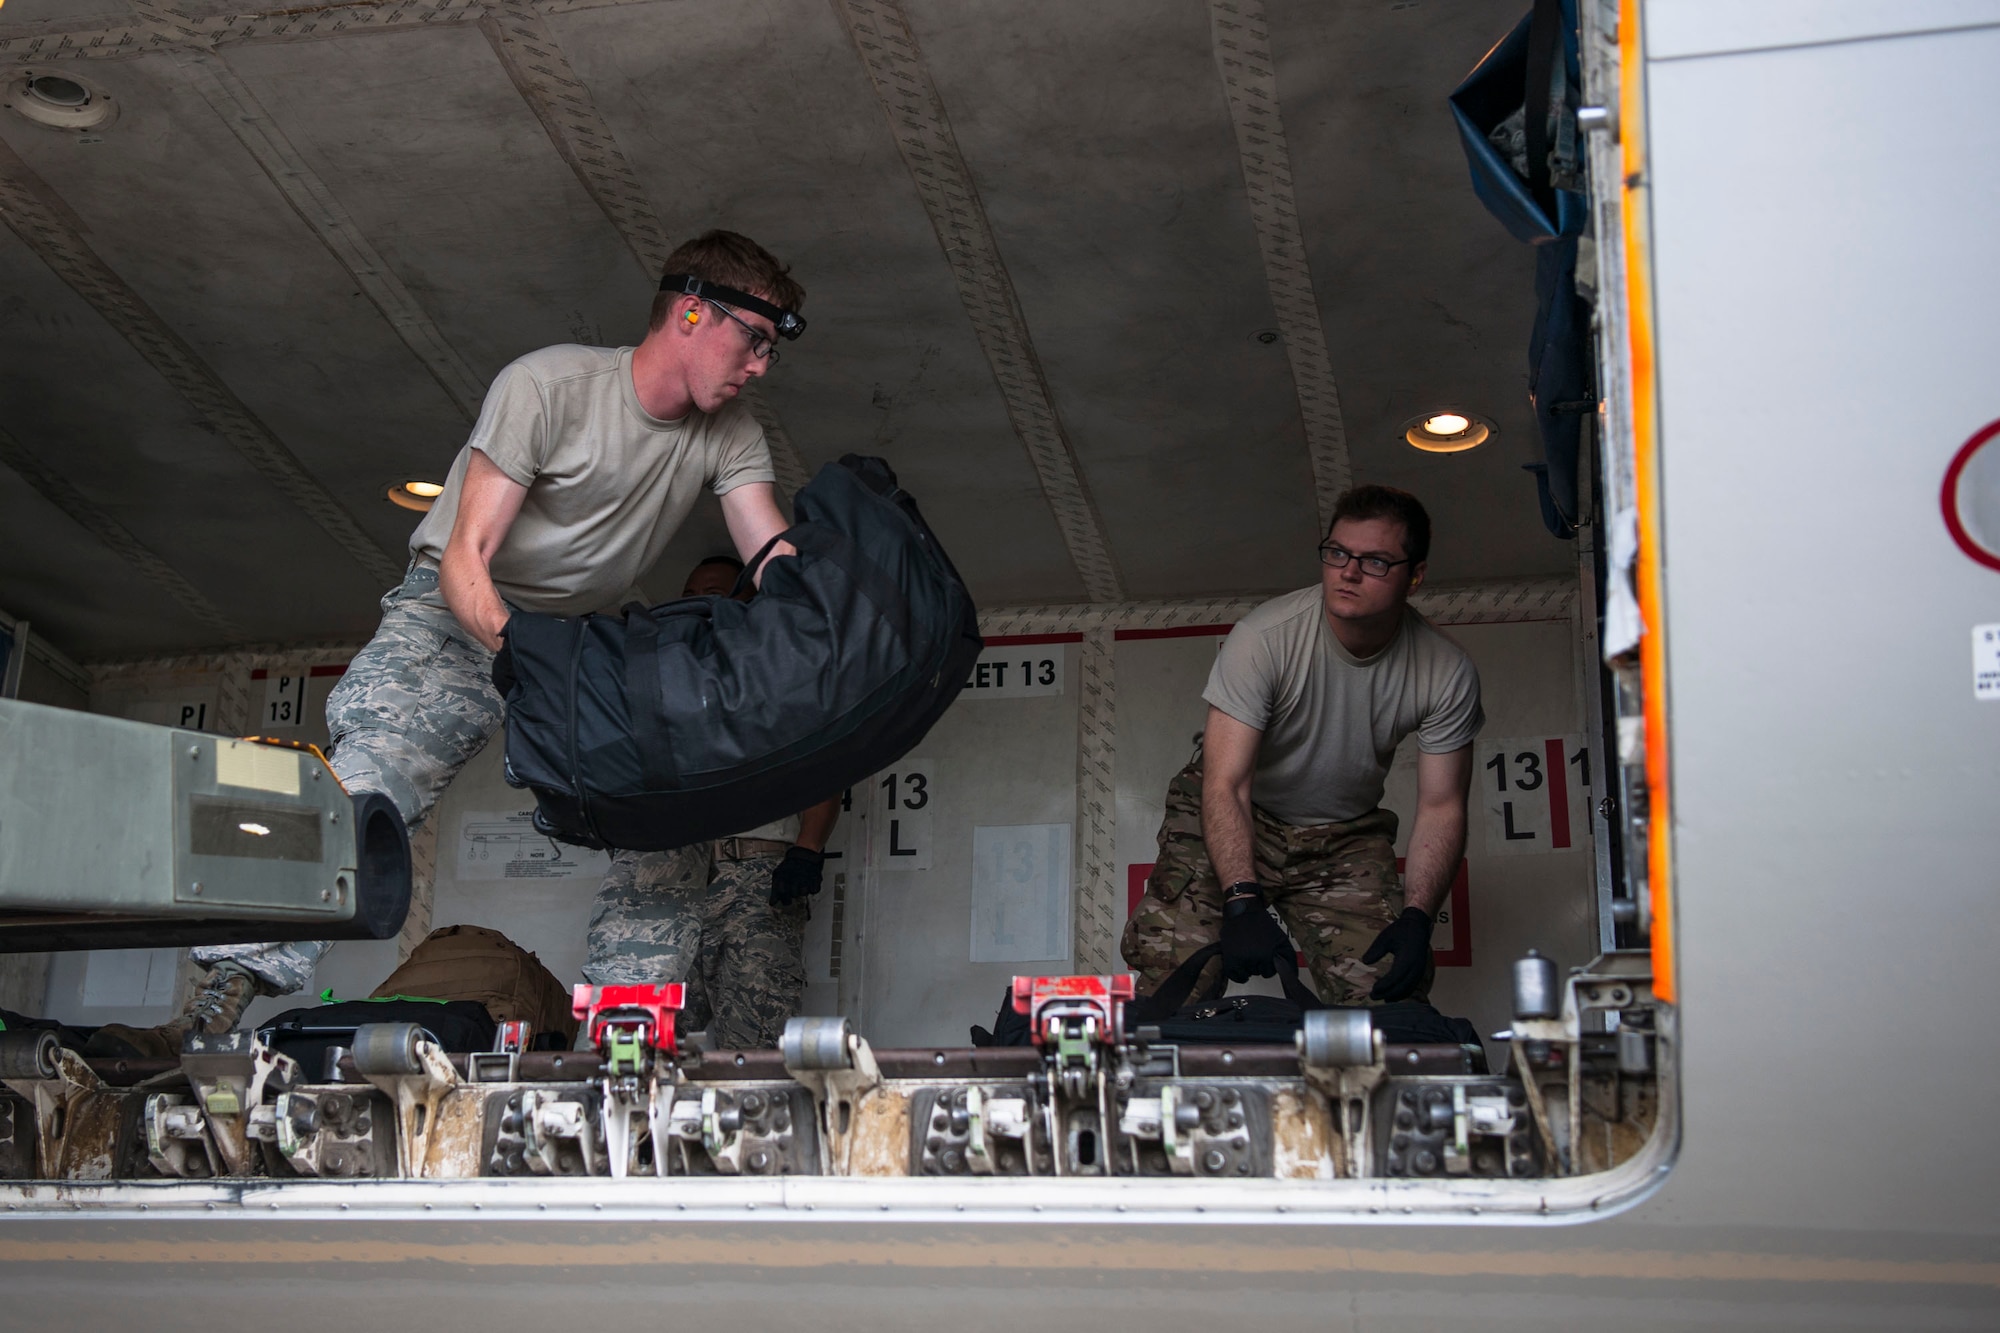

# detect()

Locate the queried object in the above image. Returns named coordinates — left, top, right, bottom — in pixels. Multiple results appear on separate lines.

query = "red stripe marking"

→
left=981, top=633, right=1083, bottom=646
left=1128, top=863, right=1153, bottom=917
left=1402, top=857, right=1474, bottom=967
left=1113, top=624, right=1236, bottom=641
left=1545, top=737, right=1571, bottom=850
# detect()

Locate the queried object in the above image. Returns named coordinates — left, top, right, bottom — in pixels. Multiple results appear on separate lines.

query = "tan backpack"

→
left=370, top=924, right=578, bottom=1046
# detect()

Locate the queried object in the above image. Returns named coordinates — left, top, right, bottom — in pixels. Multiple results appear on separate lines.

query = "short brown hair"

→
left=1328, top=485, right=1431, bottom=565
left=648, top=230, right=805, bottom=331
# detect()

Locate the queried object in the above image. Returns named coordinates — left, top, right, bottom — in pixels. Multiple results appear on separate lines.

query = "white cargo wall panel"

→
left=849, top=639, right=1081, bottom=1046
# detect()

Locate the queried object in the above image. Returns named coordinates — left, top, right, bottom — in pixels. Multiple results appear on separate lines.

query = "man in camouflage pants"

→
left=1120, top=486, right=1483, bottom=1007
left=579, top=555, right=840, bottom=1049
left=88, top=231, right=806, bottom=1059
left=1123, top=739, right=1412, bottom=1004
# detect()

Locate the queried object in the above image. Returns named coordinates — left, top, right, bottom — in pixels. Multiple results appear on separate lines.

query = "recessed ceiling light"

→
left=386, top=480, right=446, bottom=512
left=5, top=69, right=118, bottom=132
left=1403, top=410, right=1492, bottom=453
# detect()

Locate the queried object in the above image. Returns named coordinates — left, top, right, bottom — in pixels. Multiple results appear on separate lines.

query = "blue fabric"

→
left=1449, top=3, right=1585, bottom=245
left=1451, top=3, right=1592, bottom=538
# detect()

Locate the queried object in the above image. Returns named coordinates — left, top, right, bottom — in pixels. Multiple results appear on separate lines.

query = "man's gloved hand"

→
left=1362, top=906, right=1434, bottom=1001
left=768, top=846, right=827, bottom=907
left=1220, top=883, right=1291, bottom=983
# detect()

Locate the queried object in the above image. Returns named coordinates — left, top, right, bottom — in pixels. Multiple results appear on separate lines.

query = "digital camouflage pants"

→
left=584, top=850, right=808, bottom=1050
left=194, top=566, right=707, bottom=1000
left=1119, top=746, right=1428, bottom=1006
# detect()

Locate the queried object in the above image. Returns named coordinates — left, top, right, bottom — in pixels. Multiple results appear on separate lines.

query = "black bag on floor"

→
left=496, top=455, right=982, bottom=851
left=971, top=943, right=1484, bottom=1061
left=257, top=998, right=496, bottom=1076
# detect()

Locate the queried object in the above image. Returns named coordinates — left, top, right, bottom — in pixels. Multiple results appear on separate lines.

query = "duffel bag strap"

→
left=1126, top=940, right=1328, bottom=1023
left=730, top=529, right=794, bottom=598
left=1272, top=949, right=1326, bottom=1012
left=1126, top=943, right=1229, bottom=1023
left=622, top=611, right=679, bottom=789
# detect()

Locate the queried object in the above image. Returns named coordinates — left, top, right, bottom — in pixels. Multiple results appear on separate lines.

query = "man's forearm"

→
left=1401, top=803, right=1467, bottom=917
left=1201, top=781, right=1259, bottom=888
left=794, top=796, right=840, bottom=852
left=439, top=545, right=512, bottom=653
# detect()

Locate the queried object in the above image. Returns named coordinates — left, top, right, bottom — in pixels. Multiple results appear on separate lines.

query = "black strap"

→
left=1524, top=0, right=1562, bottom=218
left=1272, top=950, right=1326, bottom=1012
left=1128, top=941, right=1327, bottom=1024
left=657, top=274, right=805, bottom=340
left=622, top=611, right=678, bottom=789
left=729, top=529, right=792, bottom=600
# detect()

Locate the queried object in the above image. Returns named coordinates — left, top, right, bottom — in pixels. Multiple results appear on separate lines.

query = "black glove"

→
left=1219, top=883, right=1291, bottom=983
left=768, top=846, right=826, bottom=907
left=1362, top=907, right=1434, bottom=1001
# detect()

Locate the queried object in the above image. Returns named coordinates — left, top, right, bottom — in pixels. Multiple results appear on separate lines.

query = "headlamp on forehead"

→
left=660, top=274, right=806, bottom=340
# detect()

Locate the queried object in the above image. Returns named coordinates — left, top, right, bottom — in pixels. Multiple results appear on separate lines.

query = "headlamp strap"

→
left=660, top=274, right=805, bottom=340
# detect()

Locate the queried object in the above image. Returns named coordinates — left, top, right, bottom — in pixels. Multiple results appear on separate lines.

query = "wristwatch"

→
left=1223, top=880, right=1265, bottom=916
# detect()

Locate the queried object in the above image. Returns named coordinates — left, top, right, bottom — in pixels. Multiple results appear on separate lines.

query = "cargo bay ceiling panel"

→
left=0, top=0, right=1558, bottom=660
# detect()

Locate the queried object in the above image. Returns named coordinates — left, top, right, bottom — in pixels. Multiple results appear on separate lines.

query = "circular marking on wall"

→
left=1941, top=418, right=2000, bottom=572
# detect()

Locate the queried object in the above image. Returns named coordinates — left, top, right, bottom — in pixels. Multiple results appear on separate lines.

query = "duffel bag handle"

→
left=730, top=528, right=796, bottom=599
left=1127, top=940, right=1327, bottom=1024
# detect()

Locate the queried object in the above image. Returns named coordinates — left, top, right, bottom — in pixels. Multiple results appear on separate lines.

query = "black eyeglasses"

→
left=707, top=300, right=781, bottom=365
left=1319, top=544, right=1411, bottom=577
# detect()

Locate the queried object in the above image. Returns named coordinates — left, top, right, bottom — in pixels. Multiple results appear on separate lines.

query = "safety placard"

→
left=1478, top=734, right=1593, bottom=855
left=1975, top=624, right=2000, bottom=700
left=962, top=645, right=1063, bottom=699
left=457, top=810, right=612, bottom=881
left=872, top=757, right=934, bottom=871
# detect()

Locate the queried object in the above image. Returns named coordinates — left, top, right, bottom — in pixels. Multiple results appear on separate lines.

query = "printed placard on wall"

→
left=972, top=823, right=1073, bottom=962
left=873, top=757, right=934, bottom=871
left=124, top=696, right=218, bottom=732
left=261, top=671, right=309, bottom=730
left=457, top=810, right=612, bottom=881
left=962, top=644, right=1064, bottom=699
left=1478, top=734, right=1594, bottom=855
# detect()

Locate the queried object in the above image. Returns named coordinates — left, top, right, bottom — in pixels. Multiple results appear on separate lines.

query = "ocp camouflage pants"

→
left=1119, top=746, right=1427, bottom=1005
left=581, top=850, right=807, bottom=1050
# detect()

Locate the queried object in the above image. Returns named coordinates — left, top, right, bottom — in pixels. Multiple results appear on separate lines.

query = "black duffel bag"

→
left=496, top=455, right=982, bottom=851
left=257, top=998, right=496, bottom=1076
left=972, top=944, right=1484, bottom=1058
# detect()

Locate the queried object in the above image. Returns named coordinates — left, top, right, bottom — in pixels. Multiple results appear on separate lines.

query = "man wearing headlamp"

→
left=93, top=230, right=816, bottom=1058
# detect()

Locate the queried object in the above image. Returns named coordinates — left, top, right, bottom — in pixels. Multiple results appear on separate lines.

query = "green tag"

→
left=318, top=988, right=448, bottom=1005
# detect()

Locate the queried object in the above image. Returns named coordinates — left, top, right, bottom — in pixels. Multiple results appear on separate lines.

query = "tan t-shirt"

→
left=1203, top=586, right=1483, bottom=827
left=409, top=344, right=774, bottom=616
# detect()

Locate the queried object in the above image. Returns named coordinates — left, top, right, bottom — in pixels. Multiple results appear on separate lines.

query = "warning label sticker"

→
left=456, top=810, right=610, bottom=881
left=1975, top=625, right=2000, bottom=701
